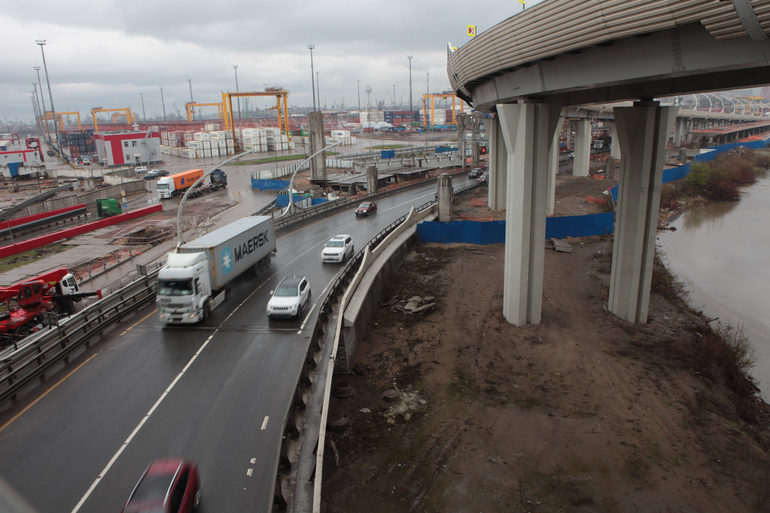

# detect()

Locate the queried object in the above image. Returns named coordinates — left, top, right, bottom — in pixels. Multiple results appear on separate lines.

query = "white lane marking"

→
left=261, top=416, right=269, bottom=430
left=70, top=332, right=218, bottom=513
left=251, top=457, right=257, bottom=464
left=247, top=468, right=253, bottom=477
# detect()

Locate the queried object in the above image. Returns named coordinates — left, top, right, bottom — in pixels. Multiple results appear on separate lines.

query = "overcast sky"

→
left=1, top=0, right=545, bottom=124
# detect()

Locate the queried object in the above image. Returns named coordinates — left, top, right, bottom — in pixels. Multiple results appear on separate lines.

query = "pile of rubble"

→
left=381, top=295, right=436, bottom=314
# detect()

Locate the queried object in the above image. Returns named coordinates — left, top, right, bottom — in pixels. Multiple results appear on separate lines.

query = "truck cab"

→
left=156, top=176, right=175, bottom=199
left=157, top=252, right=211, bottom=323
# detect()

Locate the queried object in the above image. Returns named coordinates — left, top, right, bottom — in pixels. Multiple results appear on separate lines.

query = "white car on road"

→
left=266, top=276, right=312, bottom=319
left=322, top=234, right=354, bottom=263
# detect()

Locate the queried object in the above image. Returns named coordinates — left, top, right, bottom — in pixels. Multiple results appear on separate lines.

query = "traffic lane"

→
left=2, top=177, right=443, bottom=511
left=0, top=308, right=210, bottom=513
left=77, top=317, right=311, bottom=512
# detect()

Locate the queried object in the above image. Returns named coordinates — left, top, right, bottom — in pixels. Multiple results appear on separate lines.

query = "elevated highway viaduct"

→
left=447, top=0, right=770, bottom=325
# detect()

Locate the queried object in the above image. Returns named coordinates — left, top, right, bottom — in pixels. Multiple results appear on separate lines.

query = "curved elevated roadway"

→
left=446, top=0, right=770, bottom=326
left=0, top=176, right=472, bottom=513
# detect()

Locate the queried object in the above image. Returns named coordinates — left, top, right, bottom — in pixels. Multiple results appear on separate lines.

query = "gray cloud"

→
left=1, top=0, right=543, bottom=122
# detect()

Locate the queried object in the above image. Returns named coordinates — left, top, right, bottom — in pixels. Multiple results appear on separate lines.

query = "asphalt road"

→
left=0, top=176, right=472, bottom=513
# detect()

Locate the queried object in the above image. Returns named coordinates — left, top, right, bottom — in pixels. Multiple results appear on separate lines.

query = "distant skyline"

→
left=1, top=0, right=545, bottom=123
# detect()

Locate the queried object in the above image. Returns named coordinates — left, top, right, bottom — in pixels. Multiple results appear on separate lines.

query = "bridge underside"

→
left=470, top=23, right=770, bottom=113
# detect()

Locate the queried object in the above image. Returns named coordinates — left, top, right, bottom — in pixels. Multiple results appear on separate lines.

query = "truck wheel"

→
left=203, top=302, right=211, bottom=321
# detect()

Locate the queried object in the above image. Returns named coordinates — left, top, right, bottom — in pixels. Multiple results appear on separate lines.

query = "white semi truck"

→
left=157, top=216, right=275, bottom=324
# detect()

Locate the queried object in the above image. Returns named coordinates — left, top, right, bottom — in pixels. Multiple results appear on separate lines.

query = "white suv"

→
left=266, top=276, right=311, bottom=319
left=322, top=234, right=354, bottom=263
left=135, top=166, right=148, bottom=174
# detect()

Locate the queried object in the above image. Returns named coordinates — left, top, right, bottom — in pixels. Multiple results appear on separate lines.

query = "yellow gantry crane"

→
left=91, top=107, right=134, bottom=132
left=222, top=88, right=289, bottom=152
left=422, top=93, right=462, bottom=128
left=185, top=101, right=225, bottom=122
left=42, top=111, right=82, bottom=131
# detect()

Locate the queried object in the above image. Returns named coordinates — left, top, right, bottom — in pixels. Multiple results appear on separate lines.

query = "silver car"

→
left=266, top=276, right=311, bottom=319
left=322, top=234, right=354, bottom=263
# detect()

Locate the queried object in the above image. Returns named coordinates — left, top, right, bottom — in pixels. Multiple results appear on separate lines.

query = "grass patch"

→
left=364, top=144, right=409, bottom=151
left=229, top=153, right=309, bottom=165
left=0, top=244, right=72, bottom=272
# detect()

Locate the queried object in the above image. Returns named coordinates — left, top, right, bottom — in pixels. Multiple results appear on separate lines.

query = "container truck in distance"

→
left=156, top=168, right=204, bottom=199
left=157, top=216, right=275, bottom=324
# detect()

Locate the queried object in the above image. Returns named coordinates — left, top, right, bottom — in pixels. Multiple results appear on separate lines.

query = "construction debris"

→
left=382, top=295, right=437, bottom=314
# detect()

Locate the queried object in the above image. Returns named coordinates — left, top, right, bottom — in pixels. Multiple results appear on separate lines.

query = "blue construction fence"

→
left=420, top=139, right=769, bottom=245
left=252, top=178, right=290, bottom=191
left=417, top=213, right=616, bottom=244
left=276, top=194, right=330, bottom=208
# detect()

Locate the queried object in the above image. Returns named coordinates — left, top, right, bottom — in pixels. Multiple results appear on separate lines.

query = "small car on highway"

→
left=468, top=168, right=482, bottom=178
left=477, top=173, right=488, bottom=184
left=121, top=458, right=201, bottom=513
left=266, top=276, right=312, bottom=319
left=144, top=169, right=170, bottom=180
left=355, top=202, right=377, bottom=217
left=322, top=234, right=354, bottom=263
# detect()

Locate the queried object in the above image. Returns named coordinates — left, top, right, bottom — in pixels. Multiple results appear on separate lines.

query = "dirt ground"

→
left=320, top=179, right=770, bottom=512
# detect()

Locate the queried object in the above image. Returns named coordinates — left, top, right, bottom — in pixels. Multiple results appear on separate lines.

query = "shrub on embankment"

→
left=661, top=147, right=770, bottom=207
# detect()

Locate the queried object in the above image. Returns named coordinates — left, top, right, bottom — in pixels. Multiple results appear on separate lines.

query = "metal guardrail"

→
left=0, top=269, right=159, bottom=404
left=272, top=168, right=469, bottom=232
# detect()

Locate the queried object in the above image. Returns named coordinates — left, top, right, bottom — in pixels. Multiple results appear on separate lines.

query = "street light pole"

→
left=33, top=66, right=51, bottom=144
left=36, top=40, right=61, bottom=152
left=316, top=71, right=321, bottom=110
left=160, top=86, right=167, bottom=121
left=140, top=93, right=146, bottom=121
left=408, top=55, right=413, bottom=127
left=233, top=65, right=241, bottom=120
left=31, top=91, right=41, bottom=135
left=308, top=45, right=317, bottom=112
left=32, top=81, right=44, bottom=136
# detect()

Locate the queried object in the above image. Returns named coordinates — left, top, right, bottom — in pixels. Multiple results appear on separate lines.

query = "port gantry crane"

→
left=91, top=107, right=134, bottom=132
left=184, top=101, right=226, bottom=122
left=222, top=87, right=289, bottom=153
left=422, top=93, right=464, bottom=129
left=42, top=111, right=82, bottom=131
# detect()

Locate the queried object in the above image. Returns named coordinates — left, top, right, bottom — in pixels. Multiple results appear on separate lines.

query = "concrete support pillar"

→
left=573, top=119, right=592, bottom=177
left=497, top=101, right=561, bottom=326
left=308, top=111, right=326, bottom=180
left=437, top=173, right=452, bottom=223
left=607, top=121, right=621, bottom=161
left=487, top=117, right=507, bottom=210
left=609, top=101, right=678, bottom=323
left=547, top=127, right=559, bottom=217
left=471, top=114, right=482, bottom=168
left=366, top=165, right=378, bottom=194
left=672, top=118, right=685, bottom=147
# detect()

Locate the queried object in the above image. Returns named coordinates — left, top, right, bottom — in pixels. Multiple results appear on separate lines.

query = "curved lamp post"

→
left=176, top=150, right=256, bottom=245
left=281, top=141, right=342, bottom=217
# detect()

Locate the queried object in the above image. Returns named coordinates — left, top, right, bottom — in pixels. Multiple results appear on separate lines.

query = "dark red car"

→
left=355, top=201, right=377, bottom=217
left=121, top=458, right=201, bottom=513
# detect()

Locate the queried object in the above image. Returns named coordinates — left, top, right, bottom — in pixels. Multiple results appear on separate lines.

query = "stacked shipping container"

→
left=61, top=129, right=96, bottom=160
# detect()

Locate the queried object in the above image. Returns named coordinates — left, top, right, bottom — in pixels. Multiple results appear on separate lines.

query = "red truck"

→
left=0, top=268, right=102, bottom=346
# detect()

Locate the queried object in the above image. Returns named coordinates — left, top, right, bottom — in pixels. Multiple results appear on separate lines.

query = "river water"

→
left=657, top=177, right=770, bottom=399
